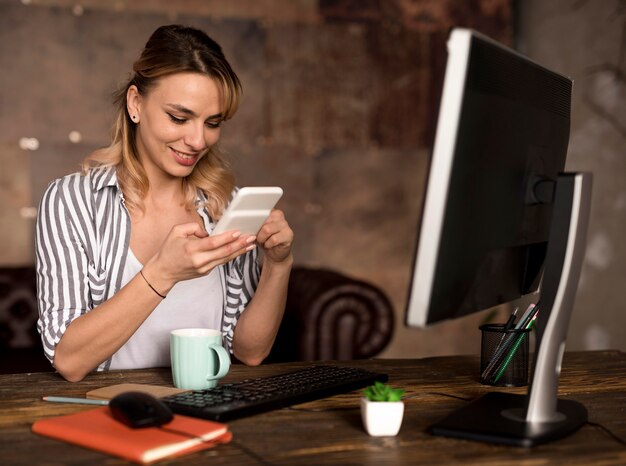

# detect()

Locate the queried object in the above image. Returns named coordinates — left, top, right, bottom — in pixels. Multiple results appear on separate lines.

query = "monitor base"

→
left=430, top=392, right=587, bottom=447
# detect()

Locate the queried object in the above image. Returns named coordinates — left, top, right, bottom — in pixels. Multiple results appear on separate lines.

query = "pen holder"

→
left=479, top=323, right=531, bottom=387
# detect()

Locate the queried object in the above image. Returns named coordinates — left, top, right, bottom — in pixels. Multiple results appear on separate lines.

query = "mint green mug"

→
left=170, top=328, right=231, bottom=390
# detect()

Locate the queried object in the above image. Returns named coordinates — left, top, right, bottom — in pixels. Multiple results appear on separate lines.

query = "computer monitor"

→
left=405, top=28, right=592, bottom=446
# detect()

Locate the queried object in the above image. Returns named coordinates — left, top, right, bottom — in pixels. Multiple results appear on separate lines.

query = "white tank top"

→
left=109, top=249, right=223, bottom=370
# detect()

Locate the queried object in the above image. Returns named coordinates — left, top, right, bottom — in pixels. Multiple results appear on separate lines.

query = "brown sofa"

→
left=0, top=266, right=394, bottom=374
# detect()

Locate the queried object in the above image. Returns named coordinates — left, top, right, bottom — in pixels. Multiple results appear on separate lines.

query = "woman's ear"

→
left=127, top=85, right=141, bottom=123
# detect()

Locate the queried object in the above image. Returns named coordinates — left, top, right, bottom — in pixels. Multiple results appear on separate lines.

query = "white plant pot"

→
left=360, top=397, right=404, bottom=437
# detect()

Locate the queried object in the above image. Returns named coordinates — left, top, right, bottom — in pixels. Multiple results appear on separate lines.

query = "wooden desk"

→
left=1, top=351, right=624, bottom=465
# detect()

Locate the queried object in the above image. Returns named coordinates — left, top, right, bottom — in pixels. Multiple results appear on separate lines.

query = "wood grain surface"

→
left=0, top=351, right=624, bottom=465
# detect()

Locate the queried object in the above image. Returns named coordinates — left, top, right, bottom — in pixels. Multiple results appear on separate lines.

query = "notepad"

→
left=86, top=383, right=189, bottom=400
left=32, top=406, right=231, bottom=464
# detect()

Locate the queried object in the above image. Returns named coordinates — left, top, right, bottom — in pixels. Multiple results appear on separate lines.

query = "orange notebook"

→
left=32, top=406, right=232, bottom=464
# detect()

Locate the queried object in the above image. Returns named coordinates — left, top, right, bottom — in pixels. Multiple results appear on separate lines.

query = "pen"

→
left=43, top=396, right=109, bottom=406
left=489, top=307, right=519, bottom=369
left=481, top=331, right=517, bottom=380
left=480, top=307, right=521, bottom=380
left=504, top=307, right=519, bottom=330
left=514, top=302, right=539, bottom=330
left=493, top=314, right=538, bottom=383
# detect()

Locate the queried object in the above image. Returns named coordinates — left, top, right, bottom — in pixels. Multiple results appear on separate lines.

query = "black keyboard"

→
left=162, top=364, right=388, bottom=422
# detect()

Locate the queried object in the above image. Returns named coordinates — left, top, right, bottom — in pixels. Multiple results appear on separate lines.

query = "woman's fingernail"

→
left=232, top=231, right=242, bottom=238
left=246, top=236, right=256, bottom=244
left=246, top=244, right=256, bottom=251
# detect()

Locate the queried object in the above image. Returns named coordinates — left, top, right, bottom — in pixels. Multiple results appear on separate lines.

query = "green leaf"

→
left=363, top=382, right=405, bottom=402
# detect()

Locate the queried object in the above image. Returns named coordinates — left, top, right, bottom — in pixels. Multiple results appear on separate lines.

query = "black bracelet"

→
left=139, top=269, right=166, bottom=299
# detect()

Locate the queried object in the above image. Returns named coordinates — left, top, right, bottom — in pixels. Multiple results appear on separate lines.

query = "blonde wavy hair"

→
left=83, top=25, right=242, bottom=219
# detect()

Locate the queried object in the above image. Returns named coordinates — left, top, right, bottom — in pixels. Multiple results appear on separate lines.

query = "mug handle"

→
left=206, top=344, right=231, bottom=381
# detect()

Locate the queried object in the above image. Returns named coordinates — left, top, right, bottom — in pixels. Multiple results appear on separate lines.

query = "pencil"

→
left=42, top=396, right=109, bottom=406
left=493, top=315, right=538, bottom=383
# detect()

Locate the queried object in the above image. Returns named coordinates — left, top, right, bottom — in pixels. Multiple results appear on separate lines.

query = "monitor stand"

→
left=430, top=172, right=592, bottom=447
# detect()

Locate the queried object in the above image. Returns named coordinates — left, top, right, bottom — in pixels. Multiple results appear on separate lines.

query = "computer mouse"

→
left=109, top=391, right=174, bottom=428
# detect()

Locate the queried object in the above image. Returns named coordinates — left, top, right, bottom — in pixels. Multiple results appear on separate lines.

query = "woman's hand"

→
left=144, top=222, right=256, bottom=293
left=256, top=209, right=294, bottom=266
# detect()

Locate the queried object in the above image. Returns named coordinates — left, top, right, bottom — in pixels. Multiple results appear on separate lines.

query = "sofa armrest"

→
left=0, top=267, right=51, bottom=374
left=267, top=267, right=395, bottom=362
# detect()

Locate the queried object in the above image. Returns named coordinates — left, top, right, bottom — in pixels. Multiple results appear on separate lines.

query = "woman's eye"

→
left=167, top=113, right=187, bottom=124
left=206, top=120, right=222, bottom=129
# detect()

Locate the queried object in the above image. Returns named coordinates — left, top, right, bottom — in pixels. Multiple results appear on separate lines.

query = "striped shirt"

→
left=35, top=166, right=259, bottom=371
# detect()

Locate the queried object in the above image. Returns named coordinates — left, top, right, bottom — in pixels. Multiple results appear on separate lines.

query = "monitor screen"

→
left=405, top=28, right=572, bottom=328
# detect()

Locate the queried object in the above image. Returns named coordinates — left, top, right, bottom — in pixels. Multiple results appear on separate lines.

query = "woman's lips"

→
left=171, top=148, right=199, bottom=166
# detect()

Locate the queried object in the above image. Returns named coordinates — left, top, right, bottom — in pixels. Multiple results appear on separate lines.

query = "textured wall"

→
left=518, top=0, right=626, bottom=353
left=1, top=0, right=621, bottom=358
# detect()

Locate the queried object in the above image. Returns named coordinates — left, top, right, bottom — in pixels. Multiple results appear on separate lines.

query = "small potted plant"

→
left=361, top=381, right=405, bottom=437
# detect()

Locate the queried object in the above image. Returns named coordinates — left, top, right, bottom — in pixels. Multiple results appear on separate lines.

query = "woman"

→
left=35, top=25, right=293, bottom=382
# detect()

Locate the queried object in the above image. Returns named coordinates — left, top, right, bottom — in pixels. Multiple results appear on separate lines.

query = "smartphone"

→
left=212, top=187, right=283, bottom=236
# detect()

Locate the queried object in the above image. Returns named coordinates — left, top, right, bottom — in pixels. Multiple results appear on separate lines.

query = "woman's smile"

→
left=170, top=147, right=201, bottom=166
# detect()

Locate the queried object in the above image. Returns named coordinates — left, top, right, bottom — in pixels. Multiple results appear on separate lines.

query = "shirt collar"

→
left=92, top=166, right=120, bottom=192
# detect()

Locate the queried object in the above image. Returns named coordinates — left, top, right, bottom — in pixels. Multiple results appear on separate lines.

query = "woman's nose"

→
left=184, top=122, right=206, bottom=151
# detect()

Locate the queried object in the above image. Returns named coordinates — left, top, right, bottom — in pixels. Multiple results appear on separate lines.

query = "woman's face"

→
left=128, top=72, right=224, bottom=180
